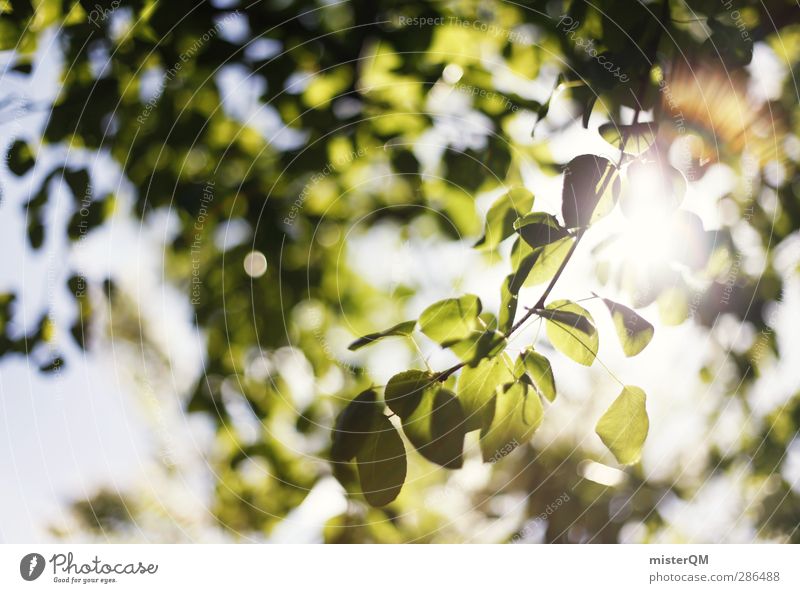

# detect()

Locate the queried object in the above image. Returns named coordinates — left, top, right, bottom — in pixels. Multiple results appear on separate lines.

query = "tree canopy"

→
left=2, top=0, right=800, bottom=543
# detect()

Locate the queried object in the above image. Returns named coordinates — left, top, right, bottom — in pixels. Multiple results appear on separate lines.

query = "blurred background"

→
left=0, top=0, right=799, bottom=543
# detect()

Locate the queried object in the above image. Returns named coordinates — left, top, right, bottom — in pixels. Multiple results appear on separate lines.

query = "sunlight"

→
left=608, top=160, right=689, bottom=269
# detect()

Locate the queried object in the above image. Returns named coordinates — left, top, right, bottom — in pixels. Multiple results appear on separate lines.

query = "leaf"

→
left=514, top=212, right=569, bottom=249
left=658, top=286, right=689, bottom=326
left=561, top=154, right=619, bottom=229
left=384, top=370, right=437, bottom=418
left=419, top=295, right=481, bottom=346
left=542, top=300, right=598, bottom=366
left=331, top=389, right=379, bottom=462
left=39, top=356, right=65, bottom=373
left=474, top=187, right=534, bottom=249
left=7, top=140, right=35, bottom=176
left=457, top=354, right=515, bottom=432
left=704, top=17, right=753, bottom=68
left=348, top=320, right=416, bottom=351
left=511, top=236, right=574, bottom=288
left=599, top=122, right=658, bottom=155
left=12, top=61, right=33, bottom=74
left=601, top=298, right=654, bottom=357
left=480, top=381, right=543, bottom=462
left=401, top=387, right=466, bottom=469
left=64, top=168, right=91, bottom=203
left=356, top=414, right=407, bottom=506
left=519, top=349, right=556, bottom=402
left=449, top=329, right=506, bottom=364
left=595, top=386, right=649, bottom=465
left=582, top=94, right=597, bottom=128
left=499, top=275, right=518, bottom=334
left=444, top=148, right=484, bottom=193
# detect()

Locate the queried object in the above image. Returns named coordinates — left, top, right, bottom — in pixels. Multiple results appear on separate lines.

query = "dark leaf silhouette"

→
left=348, top=320, right=416, bottom=351
left=562, top=154, right=619, bottom=228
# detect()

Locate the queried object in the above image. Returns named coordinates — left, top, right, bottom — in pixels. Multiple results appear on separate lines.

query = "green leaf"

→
left=511, top=236, right=573, bottom=287
left=7, top=140, right=35, bottom=176
left=457, top=354, right=515, bottom=432
left=64, top=168, right=91, bottom=203
left=384, top=370, right=437, bottom=418
left=449, top=329, right=506, bottom=364
left=514, top=212, right=569, bottom=249
left=561, top=154, right=619, bottom=229
left=401, top=387, right=466, bottom=469
left=657, top=286, right=689, bottom=326
left=331, top=389, right=379, bottom=462
left=356, top=414, right=407, bottom=506
left=542, top=300, right=598, bottom=366
left=595, top=386, right=649, bottom=465
left=599, top=122, right=657, bottom=155
left=419, top=295, right=482, bottom=346
left=499, top=275, right=518, bottom=335
left=475, top=187, right=534, bottom=249
left=601, top=298, right=654, bottom=357
left=348, top=320, right=416, bottom=351
left=480, top=381, right=543, bottom=462
left=519, top=349, right=556, bottom=402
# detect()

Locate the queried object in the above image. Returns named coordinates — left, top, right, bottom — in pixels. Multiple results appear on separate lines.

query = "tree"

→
left=2, top=0, right=799, bottom=542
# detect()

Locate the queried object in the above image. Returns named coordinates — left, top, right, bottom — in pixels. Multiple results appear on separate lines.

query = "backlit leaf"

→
left=348, top=320, right=416, bottom=351
left=331, top=389, right=379, bottom=462
left=480, top=381, right=543, bottom=462
left=449, top=329, right=506, bottom=364
left=519, top=349, right=556, bottom=402
left=595, top=386, right=649, bottom=465
left=511, top=236, right=573, bottom=287
left=419, top=295, right=482, bottom=346
left=384, top=370, right=437, bottom=418
left=357, top=414, right=407, bottom=506
left=602, top=298, right=654, bottom=357
left=7, top=139, right=35, bottom=176
left=562, top=154, right=619, bottom=228
left=514, top=212, right=569, bottom=249
left=457, top=354, right=515, bottom=432
left=401, top=387, right=466, bottom=469
left=542, top=300, right=598, bottom=366
left=599, top=122, right=658, bottom=155
left=499, top=275, right=518, bottom=334
left=475, top=187, right=534, bottom=249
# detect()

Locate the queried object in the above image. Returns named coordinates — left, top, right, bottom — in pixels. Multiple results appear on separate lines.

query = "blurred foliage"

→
left=2, top=0, right=800, bottom=542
